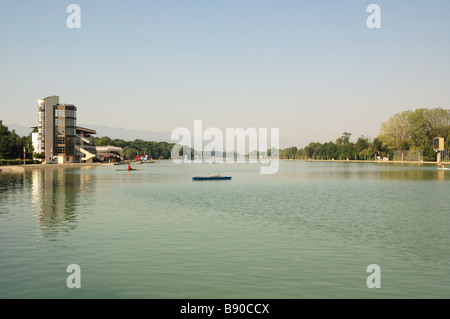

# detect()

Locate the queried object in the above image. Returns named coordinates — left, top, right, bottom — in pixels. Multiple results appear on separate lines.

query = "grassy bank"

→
left=287, top=159, right=450, bottom=165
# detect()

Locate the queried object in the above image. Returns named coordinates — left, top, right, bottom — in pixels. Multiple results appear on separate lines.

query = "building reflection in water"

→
left=437, top=168, right=447, bottom=181
left=30, top=168, right=94, bottom=242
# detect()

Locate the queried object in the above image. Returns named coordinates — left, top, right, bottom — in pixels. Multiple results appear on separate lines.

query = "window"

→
left=55, top=107, right=76, bottom=119
left=66, top=127, right=75, bottom=136
left=65, top=118, right=76, bottom=126
left=65, top=109, right=76, bottom=118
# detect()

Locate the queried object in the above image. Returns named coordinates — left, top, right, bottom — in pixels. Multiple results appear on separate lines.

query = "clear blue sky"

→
left=1, top=0, right=449, bottom=147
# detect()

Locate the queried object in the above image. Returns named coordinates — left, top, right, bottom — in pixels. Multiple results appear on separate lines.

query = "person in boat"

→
left=128, top=164, right=132, bottom=171
left=440, top=164, right=446, bottom=168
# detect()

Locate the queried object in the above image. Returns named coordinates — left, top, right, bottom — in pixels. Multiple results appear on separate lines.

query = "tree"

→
left=0, top=120, right=12, bottom=158
left=408, top=108, right=432, bottom=149
left=378, top=110, right=412, bottom=151
left=428, top=107, right=450, bottom=139
left=354, top=136, right=370, bottom=160
left=34, top=151, right=45, bottom=160
left=324, top=142, right=338, bottom=160
left=95, top=136, right=112, bottom=146
left=295, top=148, right=306, bottom=159
left=0, top=121, right=26, bottom=159
left=378, top=107, right=450, bottom=160
left=123, top=146, right=138, bottom=160
left=21, top=134, right=34, bottom=160
left=304, top=142, right=322, bottom=159
left=281, top=147, right=297, bottom=159
left=336, top=132, right=352, bottom=145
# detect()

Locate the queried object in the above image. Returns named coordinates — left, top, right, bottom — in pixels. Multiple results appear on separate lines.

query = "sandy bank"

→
left=0, top=162, right=114, bottom=173
left=0, top=166, right=26, bottom=173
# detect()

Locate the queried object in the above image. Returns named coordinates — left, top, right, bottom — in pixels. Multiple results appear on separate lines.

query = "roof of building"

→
left=76, top=126, right=97, bottom=134
left=96, top=146, right=123, bottom=153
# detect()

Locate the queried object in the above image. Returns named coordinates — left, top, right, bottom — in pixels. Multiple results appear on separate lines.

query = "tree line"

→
left=0, top=121, right=34, bottom=163
left=1, top=107, right=449, bottom=163
left=278, top=107, right=450, bottom=161
left=93, top=136, right=174, bottom=160
left=279, top=132, right=386, bottom=161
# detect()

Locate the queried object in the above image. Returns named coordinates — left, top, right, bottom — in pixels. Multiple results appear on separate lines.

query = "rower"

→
left=128, top=164, right=132, bottom=171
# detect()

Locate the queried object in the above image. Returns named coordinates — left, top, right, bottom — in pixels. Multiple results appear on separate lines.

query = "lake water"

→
left=0, top=160, right=449, bottom=299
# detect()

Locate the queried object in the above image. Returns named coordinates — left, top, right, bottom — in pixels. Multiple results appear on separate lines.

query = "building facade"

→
left=33, top=96, right=97, bottom=163
left=55, top=103, right=77, bottom=163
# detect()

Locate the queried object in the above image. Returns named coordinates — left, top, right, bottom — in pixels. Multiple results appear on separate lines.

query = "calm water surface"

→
left=0, top=161, right=449, bottom=298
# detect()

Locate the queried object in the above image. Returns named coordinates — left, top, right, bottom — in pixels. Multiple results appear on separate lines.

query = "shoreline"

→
left=281, top=159, right=450, bottom=165
left=0, top=162, right=114, bottom=173
left=1, top=159, right=448, bottom=174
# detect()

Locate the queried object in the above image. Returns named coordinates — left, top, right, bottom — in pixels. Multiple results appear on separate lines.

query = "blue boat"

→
left=192, top=175, right=232, bottom=181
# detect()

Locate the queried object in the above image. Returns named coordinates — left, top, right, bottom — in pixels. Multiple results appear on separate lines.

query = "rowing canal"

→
left=0, top=160, right=449, bottom=298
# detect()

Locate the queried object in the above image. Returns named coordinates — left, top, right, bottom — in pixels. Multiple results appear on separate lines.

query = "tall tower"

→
left=37, top=96, right=77, bottom=163
left=37, top=96, right=59, bottom=163
left=54, top=103, right=77, bottom=163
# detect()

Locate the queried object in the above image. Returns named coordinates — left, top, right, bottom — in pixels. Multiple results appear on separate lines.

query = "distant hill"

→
left=4, top=123, right=34, bottom=137
left=5, top=122, right=171, bottom=142
left=78, top=124, right=172, bottom=142
left=6, top=122, right=295, bottom=148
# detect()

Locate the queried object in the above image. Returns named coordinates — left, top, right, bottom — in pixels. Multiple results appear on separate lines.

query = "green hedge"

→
left=0, top=159, right=40, bottom=165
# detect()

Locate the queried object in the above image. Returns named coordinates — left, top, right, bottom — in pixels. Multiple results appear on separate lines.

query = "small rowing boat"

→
left=192, top=176, right=232, bottom=181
